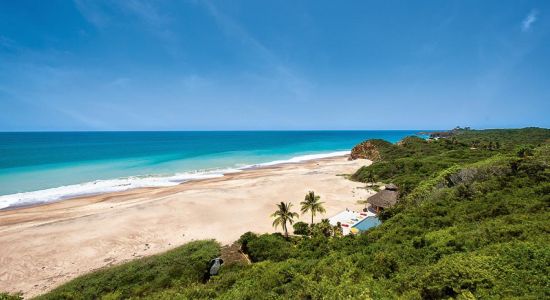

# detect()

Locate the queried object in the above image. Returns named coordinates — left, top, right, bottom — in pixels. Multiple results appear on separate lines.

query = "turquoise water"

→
left=353, top=216, right=381, bottom=231
left=0, top=131, right=424, bottom=209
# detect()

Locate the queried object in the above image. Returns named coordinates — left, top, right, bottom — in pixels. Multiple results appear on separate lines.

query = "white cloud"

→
left=521, top=10, right=538, bottom=32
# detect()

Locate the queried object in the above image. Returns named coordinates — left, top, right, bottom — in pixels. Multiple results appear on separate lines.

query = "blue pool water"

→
left=0, top=130, right=427, bottom=209
left=353, top=216, right=381, bottom=231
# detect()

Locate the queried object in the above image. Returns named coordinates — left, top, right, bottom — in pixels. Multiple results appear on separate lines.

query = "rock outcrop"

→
left=349, top=140, right=385, bottom=161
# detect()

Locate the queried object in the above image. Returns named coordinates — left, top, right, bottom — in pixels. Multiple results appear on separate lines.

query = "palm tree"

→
left=317, top=218, right=333, bottom=237
left=300, top=191, right=326, bottom=225
left=271, top=202, right=299, bottom=238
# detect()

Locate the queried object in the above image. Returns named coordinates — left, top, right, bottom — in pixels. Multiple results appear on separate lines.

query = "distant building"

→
left=367, top=184, right=399, bottom=213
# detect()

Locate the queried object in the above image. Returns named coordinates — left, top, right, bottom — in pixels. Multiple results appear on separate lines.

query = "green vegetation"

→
left=33, top=128, right=550, bottom=299
left=300, top=191, right=326, bottom=225
left=270, top=201, right=299, bottom=238
left=292, top=221, right=309, bottom=235
left=353, top=128, right=549, bottom=196
left=238, top=232, right=295, bottom=262
left=0, top=293, right=22, bottom=300
left=35, top=240, right=219, bottom=300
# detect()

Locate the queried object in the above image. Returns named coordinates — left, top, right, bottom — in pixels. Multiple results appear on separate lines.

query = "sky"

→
left=0, top=0, right=549, bottom=131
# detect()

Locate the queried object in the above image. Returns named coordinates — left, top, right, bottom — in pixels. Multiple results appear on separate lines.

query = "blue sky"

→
left=0, top=0, right=549, bottom=130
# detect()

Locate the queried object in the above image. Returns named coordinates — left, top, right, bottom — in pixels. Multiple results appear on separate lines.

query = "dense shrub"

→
left=237, top=231, right=257, bottom=253
left=353, top=128, right=549, bottom=198
left=245, top=233, right=295, bottom=262
left=36, top=240, right=220, bottom=300
left=0, top=293, right=22, bottom=300
left=292, top=221, right=309, bottom=235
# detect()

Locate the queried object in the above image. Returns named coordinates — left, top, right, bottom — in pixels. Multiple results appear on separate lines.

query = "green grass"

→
left=35, top=240, right=220, bottom=300
left=0, top=293, right=23, bottom=300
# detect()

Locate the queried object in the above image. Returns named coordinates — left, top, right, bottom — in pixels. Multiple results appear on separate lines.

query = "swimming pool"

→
left=352, top=216, right=381, bottom=231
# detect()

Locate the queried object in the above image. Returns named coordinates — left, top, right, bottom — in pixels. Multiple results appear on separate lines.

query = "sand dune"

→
left=0, top=156, right=371, bottom=297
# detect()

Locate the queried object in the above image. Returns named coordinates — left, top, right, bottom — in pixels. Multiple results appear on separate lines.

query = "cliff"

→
left=349, top=139, right=393, bottom=161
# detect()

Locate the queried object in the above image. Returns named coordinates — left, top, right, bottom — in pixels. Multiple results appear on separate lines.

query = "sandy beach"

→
left=0, top=156, right=371, bottom=297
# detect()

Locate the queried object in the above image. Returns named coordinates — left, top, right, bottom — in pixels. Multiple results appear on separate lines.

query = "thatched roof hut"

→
left=367, top=189, right=398, bottom=209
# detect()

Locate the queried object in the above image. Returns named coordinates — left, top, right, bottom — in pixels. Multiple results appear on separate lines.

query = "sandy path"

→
left=0, top=156, right=371, bottom=297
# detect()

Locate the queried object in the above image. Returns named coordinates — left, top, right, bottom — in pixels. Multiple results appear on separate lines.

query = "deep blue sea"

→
left=0, top=131, right=424, bottom=209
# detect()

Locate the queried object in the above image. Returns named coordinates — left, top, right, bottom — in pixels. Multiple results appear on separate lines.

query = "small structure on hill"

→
left=367, top=184, right=399, bottom=213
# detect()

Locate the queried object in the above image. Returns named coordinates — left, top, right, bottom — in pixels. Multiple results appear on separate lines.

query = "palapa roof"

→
left=367, top=190, right=398, bottom=208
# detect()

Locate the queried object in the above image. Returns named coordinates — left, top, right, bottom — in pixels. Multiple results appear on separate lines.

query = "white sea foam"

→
left=0, top=151, right=349, bottom=210
left=242, top=150, right=351, bottom=168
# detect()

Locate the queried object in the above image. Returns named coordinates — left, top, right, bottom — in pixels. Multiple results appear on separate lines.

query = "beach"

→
left=0, top=155, right=371, bottom=297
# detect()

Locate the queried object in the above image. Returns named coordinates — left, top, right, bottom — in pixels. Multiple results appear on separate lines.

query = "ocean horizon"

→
left=0, top=130, right=427, bottom=209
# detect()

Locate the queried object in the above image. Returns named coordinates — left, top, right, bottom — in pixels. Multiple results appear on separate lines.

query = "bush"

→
left=0, top=293, right=22, bottom=300
left=37, top=240, right=220, bottom=300
left=415, top=254, right=495, bottom=299
left=292, top=221, right=309, bottom=236
left=370, top=252, right=399, bottom=279
left=310, top=219, right=334, bottom=237
left=516, top=145, right=534, bottom=157
left=237, top=231, right=257, bottom=253
left=245, top=234, right=295, bottom=262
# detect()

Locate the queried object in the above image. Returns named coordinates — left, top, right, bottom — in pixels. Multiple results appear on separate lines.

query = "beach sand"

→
left=0, top=156, right=371, bottom=297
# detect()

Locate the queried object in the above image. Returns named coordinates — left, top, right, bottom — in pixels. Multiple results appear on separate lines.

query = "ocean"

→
left=0, top=131, right=424, bottom=209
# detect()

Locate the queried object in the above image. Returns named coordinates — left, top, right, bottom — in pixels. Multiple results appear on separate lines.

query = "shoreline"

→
left=0, top=154, right=348, bottom=213
left=0, top=155, right=372, bottom=297
left=0, top=151, right=351, bottom=211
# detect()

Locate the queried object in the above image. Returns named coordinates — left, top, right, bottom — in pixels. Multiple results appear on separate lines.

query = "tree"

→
left=300, top=191, right=326, bottom=225
left=333, top=222, right=344, bottom=237
left=293, top=221, right=309, bottom=236
left=271, top=202, right=299, bottom=238
left=517, top=145, right=534, bottom=158
left=311, top=219, right=333, bottom=237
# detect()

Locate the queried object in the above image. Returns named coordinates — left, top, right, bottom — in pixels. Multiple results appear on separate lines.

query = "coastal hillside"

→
left=8, top=128, right=548, bottom=299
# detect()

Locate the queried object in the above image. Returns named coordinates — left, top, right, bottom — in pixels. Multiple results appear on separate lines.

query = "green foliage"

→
left=241, top=233, right=295, bottom=262
left=353, top=127, right=550, bottom=198
left=37, top=128, right=550, bottom=299
left=413, top=254, right=496, bottom=299
left=310, top=219, right=333, bottom=237
left=36, top=240, right=220, bottom=300
left=0, top=293, right=22, bottom=300
left=292, top=221, right=309, bottom=236
left=516, top=144, right=535, bottom=157
left=237, top=231, right=257, bottom=254
left=300, top=191, right=326, bottom=225
left=271, top=201, right=299, bottom=238
left=454, top=127, right=550, bottom=150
